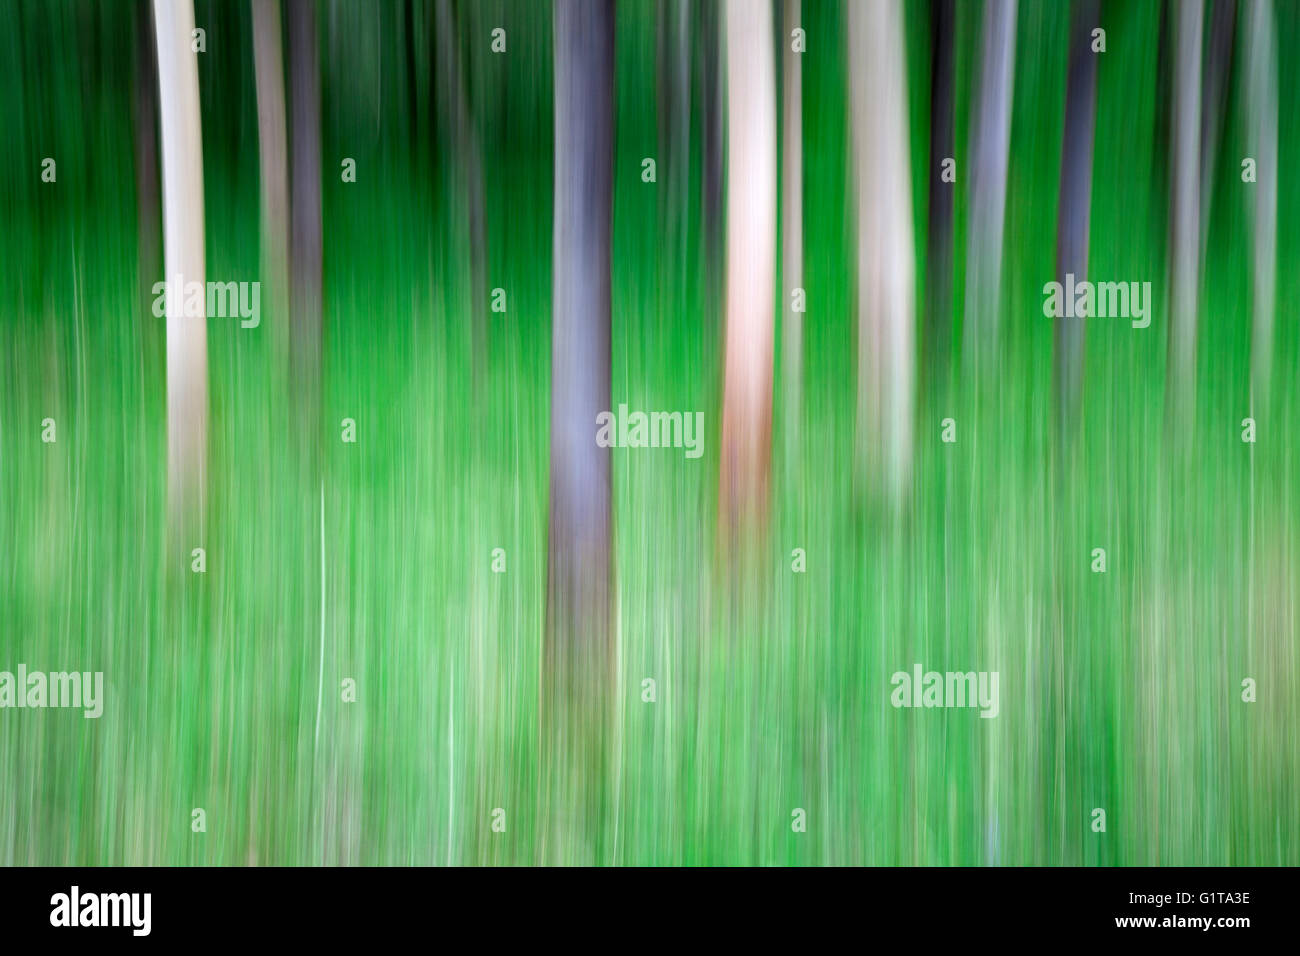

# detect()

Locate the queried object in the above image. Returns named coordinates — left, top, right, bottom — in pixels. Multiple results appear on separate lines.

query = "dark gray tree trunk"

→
left=1153, top=0, right=1171, bottom=192
left=289, top=0, right=323, bottom=426
left=1167, top=0, right=1203, bottom=427
left=435, top=0, right=488, bottom=370
left=699, top=0, right=724, bottom=291
left=547, top=0, right=614, bottom=705
left=925, top=0, right=955, bottom=394
left=962, top=0, right=1017, bottom=376
left=1198, top=0, right=1236, bottom=265
left=1054, top=0, right=1099, bottom=439
left=404, top=0, right=421, bottom=146
left=544, top=0, right=615, bottom=864
left=135, top=0, right=160, bottom=323
left=1245, top=0, right=1277, bottom=396
left=657, top=0, right=691, bottom=247
left=252, top=0, right=290, bottom=351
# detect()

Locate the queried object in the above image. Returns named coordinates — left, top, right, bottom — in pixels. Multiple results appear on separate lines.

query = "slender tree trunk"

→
left=719, top=0, right=777, bottom=541
left=673, top=0, right=691, bottom=211
left=548, top=0, right=615, bottom=658
left=699, top=0, right=724, bottom=294
left=1054, top=0, right=1100, bottom=439
left=657, top=0, right=669, bottom=181
left=154, top=0, right=207, bottom=542
left=1153, top=0, right=1172, bottom=184
left=1245, top=0, right=1277, bottom=397
left=546, top=0, right=615, bottom=864
left=135, top=0, right=160, bottom=325
left=1167, top=0, right=1203, bottom=427
left=962, top=0, right=1017, bottom=376
left=848, top=0, right=915, bottom=503
left=1149, top=0, right=1172, bottom=232
left=782, top=0, right=802, bottom=468
left=252, top=0, right=290, bottom=351
left=404, top=0, right=421, bottom=146
left=435, top=0, right=488, bottom=370
left=289, top=0, right=323, bottom=430
left=925, top=0, right=955, bottom=395
left=659, top=0, right=691, bottom=250
left=1198, top=0, right=1236, bottom=265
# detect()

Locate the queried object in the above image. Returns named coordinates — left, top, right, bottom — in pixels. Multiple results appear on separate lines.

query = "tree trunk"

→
left=699, top=0, right=724, bottom=294
left=1198, top=0, right=1236, bottom=266
left=657, top=0, right=691, bottom=248
left=1167, top=0, right=1203, bottom=426
left=548, top=0, right=614, bottom=705
left=252, top=0, right=290, bottom=351
left=153, top=0, right=207, bottom=542
left=719, top=0, right=777, bottom=541
left=545, top=0, right=615, bottom=863
left=1054, top=0, right=1099, bottom=439
left=848, top=0, right=915, bottom=503
left=962, top=0, right=1017, bottom=376
left=435, top=0, right=488, bottom=371
left=782, top=0, right=802, bottom=469
left=289, top=0, right=323, bottom=430
left=1245, top=0, right=1277, bottom=397
left=135, top=0, right=160, bottom=329
left=925, top=0, right=956, bottom=395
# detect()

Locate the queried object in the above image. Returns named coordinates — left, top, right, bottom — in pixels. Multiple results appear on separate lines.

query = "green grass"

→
left=0, top=0, right=1296, bottom=865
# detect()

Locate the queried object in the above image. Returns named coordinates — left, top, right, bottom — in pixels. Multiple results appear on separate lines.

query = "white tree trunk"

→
left=848, top=0, right=915, bottom=502
left=154, top=0, right=207, bottom=537
left=782, top=0, right=803, bottom=470
left=719, top=0, right=776, bottom=537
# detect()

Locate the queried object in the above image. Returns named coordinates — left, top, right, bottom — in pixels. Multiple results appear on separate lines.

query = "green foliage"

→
left=0, top=0, right=1295, bottom=864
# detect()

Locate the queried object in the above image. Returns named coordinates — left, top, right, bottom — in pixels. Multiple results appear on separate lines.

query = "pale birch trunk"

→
left=782, top=0, right=803, bottom=467
left=154, top=0, right=207, bottom=540
left=848, top=0, right=915, bottom=503
left=719, top=0, right=777, bottom=539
